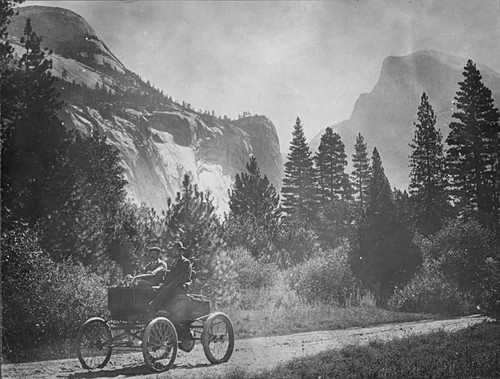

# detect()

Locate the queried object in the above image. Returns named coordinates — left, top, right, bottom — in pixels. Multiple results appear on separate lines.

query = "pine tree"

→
left=366, top=148, right=393, bottom=217
left=0, top=0, right=23, bottom=70
left=165, top=174, right=223, bottom=277
left=1, top=16, right=130, bottom=270
left=351, top=133, right=371, bottom=207
left=1, top=18, right=73, bottom=226
left=228, top=155, right=281, bottom=226
left=315, top=127, right=351, bottom=202
left=42, top=130, right=129, bottom=265
left=226, top=155, right=281, bottom=258
left=353, top=148, right=417, bottom=295
left=409, top=92, right=450, bottom=235
left=446, top=60, right=500, bottom=229
left=281, top=117, right=318, bottom=222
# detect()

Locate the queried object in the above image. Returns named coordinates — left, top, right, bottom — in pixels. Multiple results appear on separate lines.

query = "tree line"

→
left=227, top=58, right=500, bottom=298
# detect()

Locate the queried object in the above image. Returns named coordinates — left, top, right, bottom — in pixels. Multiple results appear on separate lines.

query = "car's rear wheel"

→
left=201, top=312, right=234, bottom=364
left=142, top=317, right=178, bottom=372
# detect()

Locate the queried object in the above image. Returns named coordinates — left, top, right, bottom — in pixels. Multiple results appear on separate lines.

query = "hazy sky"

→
left=28, top=0, right=500, bottom=149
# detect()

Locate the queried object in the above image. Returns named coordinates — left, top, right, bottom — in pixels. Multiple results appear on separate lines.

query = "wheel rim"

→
left=203, top=313, right=234, bottom=363
left=78, top=319, right=112, bottom=369
left=143, top=318, right=177, bottom=372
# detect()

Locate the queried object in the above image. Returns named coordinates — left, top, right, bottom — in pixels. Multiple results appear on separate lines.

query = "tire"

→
left=142, top=317, right=178, bottom=372
left=201, top=312, right=234, bottom=364
left=77, top=317, right=113, bottom=370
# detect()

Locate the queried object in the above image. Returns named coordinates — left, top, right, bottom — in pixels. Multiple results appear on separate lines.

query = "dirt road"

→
left=2, top=315, right=485, bottom=379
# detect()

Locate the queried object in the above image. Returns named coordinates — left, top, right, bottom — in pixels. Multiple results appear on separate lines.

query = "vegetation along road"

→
left=2, top=315, right=485, bottom=379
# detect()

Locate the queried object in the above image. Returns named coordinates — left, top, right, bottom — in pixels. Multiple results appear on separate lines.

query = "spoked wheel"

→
left=142, top=317, right=178, bottom=372
left=201, top=312, right=234, bottom=364
left=77, top=317, right=113, bottom=370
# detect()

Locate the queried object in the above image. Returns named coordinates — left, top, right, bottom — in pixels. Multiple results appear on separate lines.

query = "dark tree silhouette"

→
left=315, top=127, right=351, bottom=202
left=353, top=148, right=418, bottom=296
left=446, top=60, right=500, bottom=230
left=281, top=117, right=318, bottom=223
left=351, top=133, right=371, bottom=208
left=409, top=92, right=450, bottom=235
left=226, top=155, right=281, bottom=258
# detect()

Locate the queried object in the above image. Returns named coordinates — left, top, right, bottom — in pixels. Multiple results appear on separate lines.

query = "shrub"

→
left=290, top=245, right=356, bottom=305
left=275, top=224, right=320, bottom=267
left=2, top=226, right=108, bottom=362
left=479, top=255, right=500, bottom=320
left=388, top=263, right=474, bottom=315
left=202, top=248, right=239, bottom=307
left=389, top=219, right=497, bottom=316
left=203, top=247, right=279, bottom=309
left=416, top=219, right=496, bottom=301
left=223, top=216, right=277, bottom=261
left=236, top=250, right=279, bottom=290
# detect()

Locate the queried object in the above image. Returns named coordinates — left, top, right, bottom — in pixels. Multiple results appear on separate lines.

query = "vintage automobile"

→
left=77, top=284, right=234, bottom=372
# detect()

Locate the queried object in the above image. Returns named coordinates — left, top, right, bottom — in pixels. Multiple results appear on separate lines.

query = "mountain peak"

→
left=310, top=50, right=500, bottom=191
left=9, top=5, right=125, bottom=72
left=11, top=6, right=97, bottom=44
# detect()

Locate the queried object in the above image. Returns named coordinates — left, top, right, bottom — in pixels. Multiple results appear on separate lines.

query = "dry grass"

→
left=215, top=274, right=429, bottom=339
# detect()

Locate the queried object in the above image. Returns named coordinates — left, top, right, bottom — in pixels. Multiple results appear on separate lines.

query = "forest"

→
left=1, top=1, right=499, bottom=363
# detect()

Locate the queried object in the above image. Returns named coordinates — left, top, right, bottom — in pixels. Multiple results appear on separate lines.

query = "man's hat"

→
left=148, top=246, right=162, bottom=253
left=172, top=241, right=186, bottom=251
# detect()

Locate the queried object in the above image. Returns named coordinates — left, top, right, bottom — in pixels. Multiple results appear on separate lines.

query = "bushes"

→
left=388, top=264, right=474, bottom=315
left=236, top=249, right=279, bottom=290
left=202, top=248, right=239, bottom=307
left=2, top=226, right=108, bottom=362
left=204, top=247, right=279, bottom=308
left=416, top=219, right=496, bottom=299
left=479, top=255, right=500, bottom=320
left=290, top=245, right=356, bottom=305
left=389, top=219, right=496, bottom=315
left=275, top=224, right=319, bottom=267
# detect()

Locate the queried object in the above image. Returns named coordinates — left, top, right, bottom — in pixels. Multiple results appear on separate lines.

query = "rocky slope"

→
left=8, top=6, right=283, bottom=213
left=310, top=50, right=500, bottom=190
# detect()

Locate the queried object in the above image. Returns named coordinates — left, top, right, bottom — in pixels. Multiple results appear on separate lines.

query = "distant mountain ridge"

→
left=8, top=6, right=284, bottom=213
left=310, top=50, right=500, bottom=190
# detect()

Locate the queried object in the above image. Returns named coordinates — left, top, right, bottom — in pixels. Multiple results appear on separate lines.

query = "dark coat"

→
left=166, top=255, right=192, bottom=287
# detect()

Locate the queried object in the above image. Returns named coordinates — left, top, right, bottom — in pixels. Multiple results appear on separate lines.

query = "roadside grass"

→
left=218, top=276, right=430, bottom=339
left=220, top=321, right=500, bottom=379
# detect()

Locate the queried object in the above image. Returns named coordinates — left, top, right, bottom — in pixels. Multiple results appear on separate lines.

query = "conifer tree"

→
left=366, top=148, right=393, bottom=216
left=409, top=92, right=450, bottom=235
left=281, top=117, right=318, bottom=222
left=42, top=130, right=129, bottom=266
left=351, top=133, right=371, bottom=207
left=165, top=175, right=223, bottom=271
left=1, top=16, right=129, bottom=270
left=228, top=155, right=281, bottom=226
left=226, top=156, right=281, bottom=258
left=315, top=127, right=351, bottom=202
left=0, top=0, right=23, bottom=69
left=446, top=60, right=500, bottom=229
left=353, top=148, right=418, bottom=294
left=1, top=17, right=74, bottom=226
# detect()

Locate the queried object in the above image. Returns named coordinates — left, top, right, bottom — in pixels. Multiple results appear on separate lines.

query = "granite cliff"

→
left=9, top=6, right=283, bottom=212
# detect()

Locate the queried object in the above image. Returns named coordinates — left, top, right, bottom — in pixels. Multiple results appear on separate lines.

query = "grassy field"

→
left=220, top=321, right=500, bottom=379
left=221, top=282, right=429, bottom=339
